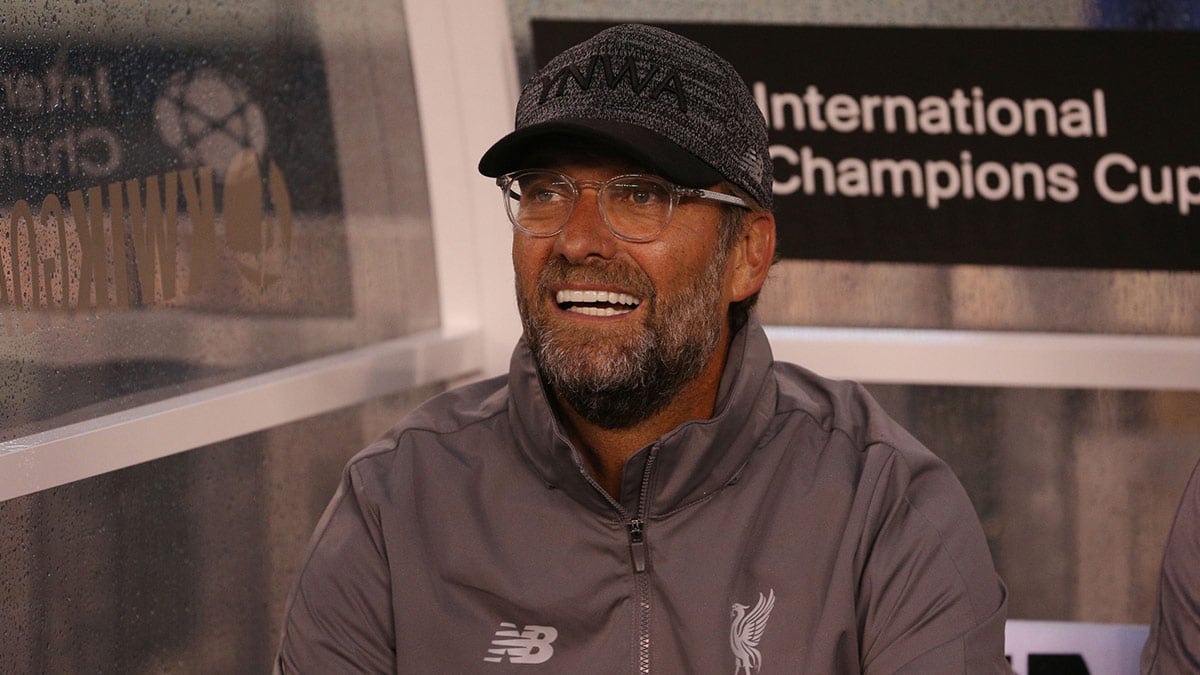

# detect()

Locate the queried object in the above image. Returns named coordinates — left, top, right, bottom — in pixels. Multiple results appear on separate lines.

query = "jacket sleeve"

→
left=856, top=446, right=1009, bottom=674
left=276, top=462, right=395, bottom=674
left=1141, top=457, right=1200, bottom=674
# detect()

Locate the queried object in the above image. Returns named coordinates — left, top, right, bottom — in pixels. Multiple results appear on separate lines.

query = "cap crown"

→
left=514, top=24, right=773, bottom=209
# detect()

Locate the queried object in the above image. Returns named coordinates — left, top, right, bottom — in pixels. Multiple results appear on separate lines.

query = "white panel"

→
left=1005, top=619, right=1148, bottom=675
left=403, top=0, right=523, bottom=378
left=766, top=325, right=1200, bottom=391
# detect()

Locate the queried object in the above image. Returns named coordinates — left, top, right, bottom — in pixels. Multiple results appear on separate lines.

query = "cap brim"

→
left=477, top=118, right=724, bottom=188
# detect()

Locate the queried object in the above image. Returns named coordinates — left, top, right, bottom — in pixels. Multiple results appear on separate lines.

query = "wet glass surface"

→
left=0, top=385, right=438, bottom=674
left=0, top=0, right=438, bottom=441
left=1, top=0, right=440, bottom=672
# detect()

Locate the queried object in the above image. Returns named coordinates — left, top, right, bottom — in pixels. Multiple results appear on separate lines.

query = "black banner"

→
left=532, top=21, right=1200, bottom=271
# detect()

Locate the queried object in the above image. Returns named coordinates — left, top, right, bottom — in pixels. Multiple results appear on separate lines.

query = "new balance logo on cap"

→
left=737, top=149, right=767, bottom=184
left=483, top=622, right=558, bottom=664
left=537, top=54, right=688, bottom=112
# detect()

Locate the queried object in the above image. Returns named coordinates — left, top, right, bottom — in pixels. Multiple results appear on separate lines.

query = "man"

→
left=277, top=23, right=1007, bottom=673
left=1142, top=457, right=1200, bottom=673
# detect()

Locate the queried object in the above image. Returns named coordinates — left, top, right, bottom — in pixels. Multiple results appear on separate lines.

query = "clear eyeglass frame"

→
left=496, top=169, right=751, bottom=243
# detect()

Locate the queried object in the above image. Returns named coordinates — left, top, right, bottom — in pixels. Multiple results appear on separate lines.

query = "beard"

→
left=516, top=249, right=729, bottom=429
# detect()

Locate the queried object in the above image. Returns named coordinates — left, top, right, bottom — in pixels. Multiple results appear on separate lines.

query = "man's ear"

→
left=727, top=211, right=776, bottom=302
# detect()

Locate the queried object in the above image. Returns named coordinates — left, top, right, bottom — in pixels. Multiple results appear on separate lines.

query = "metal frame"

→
left=0, top=327, right=482, bottom=502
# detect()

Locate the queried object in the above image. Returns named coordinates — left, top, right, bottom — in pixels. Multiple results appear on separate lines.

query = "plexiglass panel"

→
left=0, top=0, right=438, bottom=442
left=0, top=385, right=439, bottom=674
left=0, top=1, right=443, bottom=672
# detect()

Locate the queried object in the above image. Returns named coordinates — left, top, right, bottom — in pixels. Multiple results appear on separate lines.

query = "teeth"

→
left=555, top=290, right=641, bottom=306
left=566, top=305, right=632, bottom=317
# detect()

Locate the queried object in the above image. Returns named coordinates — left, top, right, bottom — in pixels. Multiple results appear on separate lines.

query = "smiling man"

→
left=502, top=152, right=769, bottom=497
left=277, top=24, right=1008, bottom=674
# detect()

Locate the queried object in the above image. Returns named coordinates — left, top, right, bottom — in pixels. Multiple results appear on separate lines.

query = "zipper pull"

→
left=627, top=518, right=647, bottom=573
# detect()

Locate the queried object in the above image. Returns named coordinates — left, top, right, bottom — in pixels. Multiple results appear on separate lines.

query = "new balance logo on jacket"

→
left=483, top=623, right=558, bottom=664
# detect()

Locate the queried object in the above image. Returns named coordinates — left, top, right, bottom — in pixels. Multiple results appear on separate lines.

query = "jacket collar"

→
left=507, top=316, right=778, bottom=517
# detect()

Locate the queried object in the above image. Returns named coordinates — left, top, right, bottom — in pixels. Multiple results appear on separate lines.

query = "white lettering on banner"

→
left=0, top=65, right=112, bottom=116
left=755, top=83, right=1108, bottom=139
left=0, top=64, right=124, bottom=182
left=756, top=78, right=1199, bottom=217
left=773, top=140, right=1200, bottom=214
left=1095, top=152, right=1200, bottom=215
left=771, top=145, right=1079, bottom=208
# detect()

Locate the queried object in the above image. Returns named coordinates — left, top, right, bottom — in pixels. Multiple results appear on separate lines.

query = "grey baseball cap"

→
left=478, top=23, right=773, bottom=209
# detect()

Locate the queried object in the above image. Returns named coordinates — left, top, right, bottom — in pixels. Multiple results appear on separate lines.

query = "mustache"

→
left=534, top=257, right=655, bottom=300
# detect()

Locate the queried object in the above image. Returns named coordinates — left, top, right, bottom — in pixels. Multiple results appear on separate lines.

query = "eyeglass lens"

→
left=505, top=171, right=672, bottom=240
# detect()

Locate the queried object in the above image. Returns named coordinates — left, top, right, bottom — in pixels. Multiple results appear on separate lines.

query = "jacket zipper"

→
left=566, top=439, right=658, bottom=673
left=630, top=445, right=658, bottom=674
left=626, top=518, right=647, bottom=572
left=627, top=444, right=657, bottom=572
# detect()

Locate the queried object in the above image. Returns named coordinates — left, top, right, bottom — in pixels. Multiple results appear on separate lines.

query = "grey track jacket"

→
left=1142, top=457, right=1200, bottom=674
left=277, top=318, right=1009, bottom=673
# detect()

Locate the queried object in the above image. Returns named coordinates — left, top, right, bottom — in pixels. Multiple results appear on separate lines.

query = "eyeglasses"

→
left=497, top=169, right=751, bottom=242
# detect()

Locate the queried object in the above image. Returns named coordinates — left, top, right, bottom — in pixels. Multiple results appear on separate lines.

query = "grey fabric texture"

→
left=479, top=23, right=774, bottom=209
left=276, top=318, right=1009, bottom=673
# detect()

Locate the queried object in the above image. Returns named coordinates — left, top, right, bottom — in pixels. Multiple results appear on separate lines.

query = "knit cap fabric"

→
left=479, top=23, right=773, bottom=209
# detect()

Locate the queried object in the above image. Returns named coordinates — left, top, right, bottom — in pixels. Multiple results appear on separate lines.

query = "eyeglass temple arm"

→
left=685, top=188, right=752, bottom=209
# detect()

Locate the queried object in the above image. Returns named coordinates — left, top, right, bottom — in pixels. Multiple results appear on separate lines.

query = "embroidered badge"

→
left=730, top=589, right=776, bottom=674
left=536, top=54, right=688, bottom=112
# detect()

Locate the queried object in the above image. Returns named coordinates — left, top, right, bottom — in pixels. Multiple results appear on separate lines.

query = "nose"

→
left=553, top=189, right=618, bottom=263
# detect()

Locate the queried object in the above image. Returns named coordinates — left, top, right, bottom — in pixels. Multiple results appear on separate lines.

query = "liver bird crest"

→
left=730, top=589, right=776, bottom=674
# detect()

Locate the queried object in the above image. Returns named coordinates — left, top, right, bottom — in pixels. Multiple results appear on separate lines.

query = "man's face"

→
left=512, top=160, right=738, bottom=429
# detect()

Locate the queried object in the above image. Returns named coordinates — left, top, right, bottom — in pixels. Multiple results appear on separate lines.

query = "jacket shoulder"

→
left=769, top=361, right=923, bottom=456
left=768, top=361, right=979, bottom=530
left=345, top=373, right=511, bottom=476
left=769, top=362, right=1007, bottom=670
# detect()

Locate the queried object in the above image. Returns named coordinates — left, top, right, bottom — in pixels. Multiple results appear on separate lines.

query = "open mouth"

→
left=555, top=289, right=642, bottom=317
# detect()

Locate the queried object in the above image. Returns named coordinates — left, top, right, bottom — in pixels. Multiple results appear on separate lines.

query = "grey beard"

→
left=530, top=309, right=715, bottom=429
left=519, top=252, right=728, bottom=430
